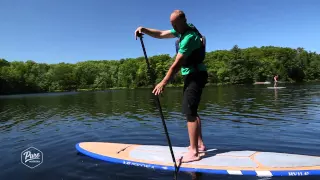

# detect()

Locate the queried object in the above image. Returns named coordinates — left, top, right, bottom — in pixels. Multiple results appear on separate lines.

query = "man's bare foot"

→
left=187, top=145, right=206, bottom=152
left=177, top=151, right=201, bottom=163
left=184, top=149, right=205, bottom=157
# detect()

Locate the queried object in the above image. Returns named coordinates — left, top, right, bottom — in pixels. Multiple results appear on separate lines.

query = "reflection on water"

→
left=0, top=83, right=319, bottom=180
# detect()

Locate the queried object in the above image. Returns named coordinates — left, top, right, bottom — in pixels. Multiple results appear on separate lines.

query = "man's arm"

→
left=142, top=28, right=176, bottom=39
left=152, top=53, right=184, bottom=95
left=161, top=53, right=185, bottom=85
left=162, top=33, right=197, bottom=84
left=136, top=27, right=176, bottom=39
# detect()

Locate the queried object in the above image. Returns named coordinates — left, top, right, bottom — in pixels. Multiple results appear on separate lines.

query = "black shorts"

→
left=182, top=71, right=208, bottom=118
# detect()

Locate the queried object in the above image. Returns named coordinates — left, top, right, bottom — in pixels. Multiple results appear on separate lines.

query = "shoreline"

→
left=1, top=80, right=319, bottom=96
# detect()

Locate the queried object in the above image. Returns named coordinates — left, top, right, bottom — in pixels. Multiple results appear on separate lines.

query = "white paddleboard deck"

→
left=76, top=142, right=320, bottom=177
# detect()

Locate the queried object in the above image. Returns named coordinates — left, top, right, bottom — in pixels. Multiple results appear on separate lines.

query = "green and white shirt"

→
left=170, top=23, right=207, bottom=75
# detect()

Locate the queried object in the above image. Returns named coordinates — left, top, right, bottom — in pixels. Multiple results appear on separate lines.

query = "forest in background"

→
left=1, top=45, right=319, bottom=95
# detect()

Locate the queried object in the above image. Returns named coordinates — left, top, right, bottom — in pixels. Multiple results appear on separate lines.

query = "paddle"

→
left=137, top=33, right=179, bottom=180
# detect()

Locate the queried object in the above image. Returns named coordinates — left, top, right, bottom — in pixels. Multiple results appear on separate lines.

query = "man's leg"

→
left=179, top=80, right=204, bottom=163
left=196, top=115, right=205, bottom=151
left=188, top=115, right=205, bottom=151
left=179, top=115, right=201, bottom=163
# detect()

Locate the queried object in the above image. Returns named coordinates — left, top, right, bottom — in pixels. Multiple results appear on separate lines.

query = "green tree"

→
left=0, top=45, right=319, bottom=95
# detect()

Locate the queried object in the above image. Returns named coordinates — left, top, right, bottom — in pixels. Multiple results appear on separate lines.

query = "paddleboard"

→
left=267, top=87, right=286, bottom=89
left=254, top=82, right=271, bottom=85
left=75, top=142, right=320, bottom=177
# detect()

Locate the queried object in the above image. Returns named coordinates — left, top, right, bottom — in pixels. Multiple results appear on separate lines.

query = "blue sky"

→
left=0, top=0, right=319, bottom=64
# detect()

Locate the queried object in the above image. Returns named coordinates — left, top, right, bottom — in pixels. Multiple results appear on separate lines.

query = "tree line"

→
left=1, top=45, right=319, bottom=95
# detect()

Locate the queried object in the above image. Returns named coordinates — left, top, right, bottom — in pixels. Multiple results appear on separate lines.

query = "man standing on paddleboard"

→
left=134, top=10, right=208, bottom=163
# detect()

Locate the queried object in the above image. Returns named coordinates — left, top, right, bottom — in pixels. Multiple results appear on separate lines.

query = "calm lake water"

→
left=1, top=83, right=319, bottom=180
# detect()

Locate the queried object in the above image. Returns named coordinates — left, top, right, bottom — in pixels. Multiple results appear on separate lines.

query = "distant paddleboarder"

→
left=274, top=75, right=279, bottom=87
left=134, top=10, right=208, bottom=163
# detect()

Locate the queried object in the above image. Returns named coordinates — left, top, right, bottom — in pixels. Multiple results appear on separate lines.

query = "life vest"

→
left=175, top=25, right=206, bottom=70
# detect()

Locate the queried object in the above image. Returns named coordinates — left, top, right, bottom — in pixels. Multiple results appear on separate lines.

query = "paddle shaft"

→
left=138, top=34, right=179, bottom=180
